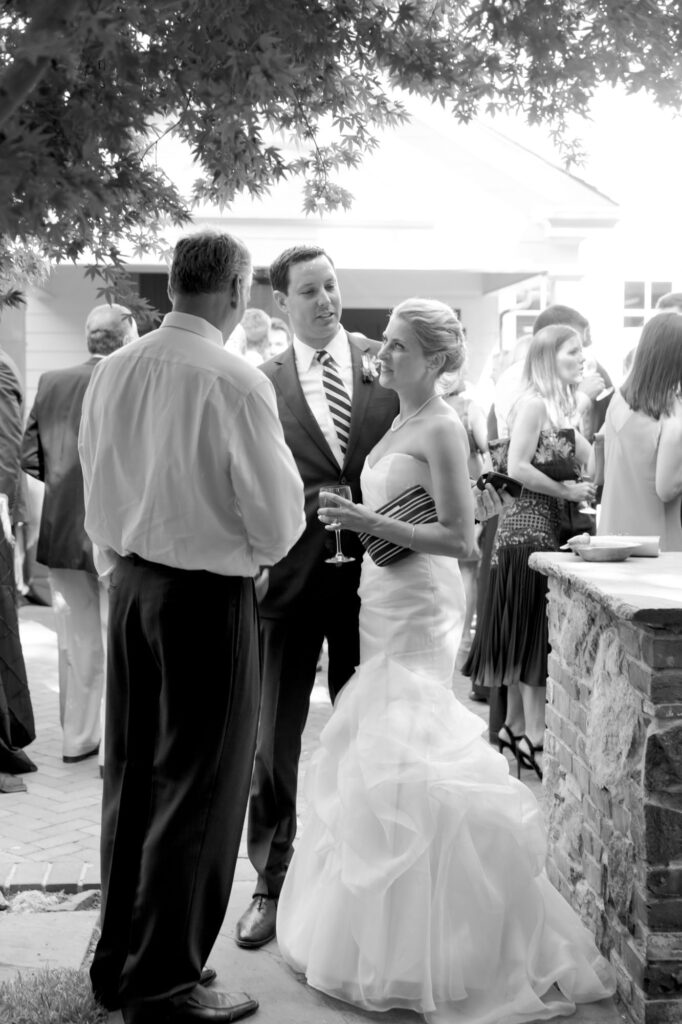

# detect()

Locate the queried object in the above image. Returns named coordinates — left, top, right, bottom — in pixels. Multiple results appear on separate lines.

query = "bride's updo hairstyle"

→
left=392, top=298, right=466, bottom=376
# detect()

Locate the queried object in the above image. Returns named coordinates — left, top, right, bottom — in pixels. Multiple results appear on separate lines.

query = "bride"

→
left=276, top=298, right=615, bottom=1024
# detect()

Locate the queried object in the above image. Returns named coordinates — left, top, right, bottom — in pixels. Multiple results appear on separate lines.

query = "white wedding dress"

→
left=277, top=453, right=615, bottom=1024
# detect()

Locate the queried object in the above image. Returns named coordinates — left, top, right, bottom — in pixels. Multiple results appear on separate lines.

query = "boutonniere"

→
left=361, top=353, right=380, bottom=383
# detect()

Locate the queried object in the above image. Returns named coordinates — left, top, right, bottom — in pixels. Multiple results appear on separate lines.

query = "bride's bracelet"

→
left=408, top=524, right=416, bottom=550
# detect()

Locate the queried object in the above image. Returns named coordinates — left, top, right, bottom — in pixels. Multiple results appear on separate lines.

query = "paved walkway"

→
left=0, top=606, right=102, bottom=888
left=0, top=604, right=625, bottom=1024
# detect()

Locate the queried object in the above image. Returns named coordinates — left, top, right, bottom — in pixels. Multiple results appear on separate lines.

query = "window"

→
left=622, top=279, right=672, bottom=327
left=514, top=313, right=538, bottom=339
left=500, top=278, right=549, bottom=349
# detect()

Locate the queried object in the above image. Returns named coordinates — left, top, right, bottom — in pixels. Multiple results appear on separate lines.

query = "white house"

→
left=3, top=95, right=624, bottom=406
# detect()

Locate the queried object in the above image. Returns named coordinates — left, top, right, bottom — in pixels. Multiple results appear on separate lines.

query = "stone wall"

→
left=541, top=572, right=682, bottom=1024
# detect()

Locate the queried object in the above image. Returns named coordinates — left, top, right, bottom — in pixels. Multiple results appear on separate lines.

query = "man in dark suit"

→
left=235, top=245, right=399, bottom=948
left=21, top=303, right=137, bottom=764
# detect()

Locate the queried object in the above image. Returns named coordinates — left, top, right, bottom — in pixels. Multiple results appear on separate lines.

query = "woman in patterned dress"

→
left=464, top=325, right=595, bottom=778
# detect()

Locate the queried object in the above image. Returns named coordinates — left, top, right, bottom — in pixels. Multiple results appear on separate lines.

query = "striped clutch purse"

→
left=358, top=484, right=438, bottom=566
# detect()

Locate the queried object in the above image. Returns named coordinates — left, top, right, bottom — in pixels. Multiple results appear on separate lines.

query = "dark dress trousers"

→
left=249, top=333, right=398, bottom=898
left=91, top=557, right=261, bottom=1007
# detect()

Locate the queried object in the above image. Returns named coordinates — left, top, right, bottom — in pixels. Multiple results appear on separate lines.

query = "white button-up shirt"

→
left=79, top=312, right=305, bottom=577
left=293, top=328, right=354, bottom=466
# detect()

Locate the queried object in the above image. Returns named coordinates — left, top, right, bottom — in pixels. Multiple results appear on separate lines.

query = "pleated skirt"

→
left=463, top=543, right=551, bottom=689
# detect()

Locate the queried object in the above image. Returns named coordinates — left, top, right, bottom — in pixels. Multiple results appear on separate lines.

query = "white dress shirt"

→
left=79, top=312, right=305, bottom=578
left=293, top=328, right=354, bottom=466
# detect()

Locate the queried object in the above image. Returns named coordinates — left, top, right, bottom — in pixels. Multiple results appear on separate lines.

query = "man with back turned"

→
left=79, top=230, right=305, bottom=1024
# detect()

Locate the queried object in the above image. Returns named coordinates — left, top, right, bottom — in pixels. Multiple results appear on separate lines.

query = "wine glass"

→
left=575, top=473, right=597, bottom=516
left=582, top=356, right=613, bottom=403
left=319, top=485, right=355, bottom=565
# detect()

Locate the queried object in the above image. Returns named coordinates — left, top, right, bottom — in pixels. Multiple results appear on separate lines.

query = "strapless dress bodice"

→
left=361, top=452, right=433, bottom=511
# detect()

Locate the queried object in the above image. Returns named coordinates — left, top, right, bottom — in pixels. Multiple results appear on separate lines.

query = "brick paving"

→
left=0, top=606, right=103, bottom=889
left=1, top=604, right=534, bottom=892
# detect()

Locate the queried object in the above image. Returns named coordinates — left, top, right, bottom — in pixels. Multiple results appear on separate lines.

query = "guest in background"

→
left=492, top=336, right=531, bottom=440
left=267, top=316, right=292, bottom=358
left=464, top=326, right=594, bottom=779
left=443, top=370, right=489, bottom=481
left=477, top=341, right=523, bottom=712
left=21, top=304, right=137, bottom=767
left=532, top=305, right=611, bottom=440
left=598, top=312, right=682, bottom=551
left=532, top=305, right=610, bottom=544
left=443, top=369, right=490, bottom=670
left=0, top=346, right=35, bottom=788
left=241, top=307, right=272, bottom=366
left=485, top=347, right=513, bottom=441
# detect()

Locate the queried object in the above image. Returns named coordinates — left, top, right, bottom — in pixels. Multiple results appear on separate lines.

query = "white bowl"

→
left=575, top=541, right=642, bottom=563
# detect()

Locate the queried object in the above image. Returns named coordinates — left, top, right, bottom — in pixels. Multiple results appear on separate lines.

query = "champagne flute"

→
left=319, top=485, right=355, bottom=565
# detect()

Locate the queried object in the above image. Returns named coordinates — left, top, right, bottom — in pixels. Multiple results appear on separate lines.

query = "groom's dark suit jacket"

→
left=259, top=332, right=398, bottom=617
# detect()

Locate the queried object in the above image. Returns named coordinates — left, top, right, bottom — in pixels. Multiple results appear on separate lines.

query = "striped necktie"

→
left=316, top=350, right=352, bottom=456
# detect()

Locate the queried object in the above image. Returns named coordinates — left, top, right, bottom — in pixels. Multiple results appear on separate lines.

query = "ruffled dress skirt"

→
left=277, top=515, right=615, bottom=1022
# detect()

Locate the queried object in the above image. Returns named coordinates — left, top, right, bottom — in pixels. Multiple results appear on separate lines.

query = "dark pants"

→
left=0, top=530, right=35, bottom=771
left=247, top=561, right=361, bottom=898
left=90, top=556, right=260, bottom=1010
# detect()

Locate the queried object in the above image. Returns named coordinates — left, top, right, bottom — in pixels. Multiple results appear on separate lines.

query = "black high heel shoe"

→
left=515, top=734, right=543, bottom=780
left=497, top=723, right=519, bottom=757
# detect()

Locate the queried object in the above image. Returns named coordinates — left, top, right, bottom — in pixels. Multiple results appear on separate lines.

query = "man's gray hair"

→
left=85, top=303, right=138, bottom=356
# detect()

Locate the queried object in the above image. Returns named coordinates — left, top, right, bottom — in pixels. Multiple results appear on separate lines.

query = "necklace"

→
left=390, top=393, right=439, bottom=432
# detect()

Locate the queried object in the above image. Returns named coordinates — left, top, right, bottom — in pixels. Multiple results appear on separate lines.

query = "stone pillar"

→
left=530, top=552, right=682, bottom=1024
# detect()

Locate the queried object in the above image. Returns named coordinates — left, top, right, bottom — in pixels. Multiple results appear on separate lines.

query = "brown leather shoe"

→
left=234, top=896, right=277, bottom=949
left=121, top=985, right=257, bottom=1023
left=199, top=968, right=216, bottom=987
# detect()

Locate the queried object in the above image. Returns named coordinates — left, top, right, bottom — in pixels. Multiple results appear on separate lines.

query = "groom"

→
left=235, top=245, right=399, bottom=948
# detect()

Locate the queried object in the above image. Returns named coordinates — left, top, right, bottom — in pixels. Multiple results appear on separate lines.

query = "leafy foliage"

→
left=0, top=237, right=49, bottom=313
left=1, top=0, right=681, bottom=297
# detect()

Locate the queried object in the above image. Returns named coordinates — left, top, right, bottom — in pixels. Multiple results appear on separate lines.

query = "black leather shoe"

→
left=121, top=985, right=257, bottom=1023
left=63, top=744, right=99, bottom=764
left=96, top=971, right=216, bottom=1013
left=235, top=896, right=277, bottom=949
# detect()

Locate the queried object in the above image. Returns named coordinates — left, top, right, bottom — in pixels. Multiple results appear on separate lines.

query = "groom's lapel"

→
left=271, top=347, right=339, bottom=469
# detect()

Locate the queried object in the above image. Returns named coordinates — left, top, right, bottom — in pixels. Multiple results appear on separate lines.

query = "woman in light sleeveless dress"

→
left=599, top=312, right=682, bottom=551
left=277, top=299, right=615, bottom=1024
